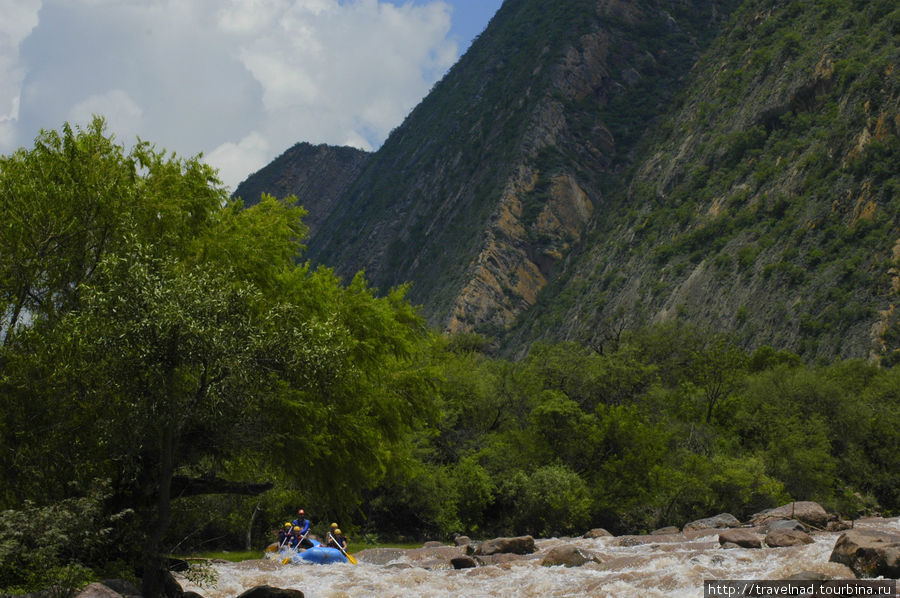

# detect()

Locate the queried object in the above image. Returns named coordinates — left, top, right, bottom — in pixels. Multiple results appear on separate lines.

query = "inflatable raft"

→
left=297, top=545, right=348, bottom=565
left=268, top=539, right=350, bottom=565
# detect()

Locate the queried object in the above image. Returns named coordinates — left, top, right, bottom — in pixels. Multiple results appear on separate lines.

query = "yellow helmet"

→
left=284, top=522, right=292, bottom=528
left=334, top=529, right=342, bottom=535
left=330, top=522, right=339, bottom=529
left=293, top=526, right=301, bottom=533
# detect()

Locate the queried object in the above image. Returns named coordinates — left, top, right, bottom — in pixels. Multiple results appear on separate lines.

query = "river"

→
left=178, top=517, right=899, bottom=598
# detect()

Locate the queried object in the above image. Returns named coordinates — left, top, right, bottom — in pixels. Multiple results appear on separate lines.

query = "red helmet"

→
left=298, top=509, right=305, bottom=516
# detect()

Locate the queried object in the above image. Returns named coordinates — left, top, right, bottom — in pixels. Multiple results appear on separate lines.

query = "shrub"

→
left=0, top=480, right=130, bottom=593
left=516, top=465, right=592, bottom=537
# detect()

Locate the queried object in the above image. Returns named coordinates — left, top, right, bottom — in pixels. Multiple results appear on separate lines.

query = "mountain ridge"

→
left=233, top=142, right=369, bottom=238
left=233, top=0, right=900, bottom=362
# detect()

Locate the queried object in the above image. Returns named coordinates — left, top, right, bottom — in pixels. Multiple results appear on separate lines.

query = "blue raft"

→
left=298, top=545, right=348, bottom=565
left=279, top=539, right=349, bottom=565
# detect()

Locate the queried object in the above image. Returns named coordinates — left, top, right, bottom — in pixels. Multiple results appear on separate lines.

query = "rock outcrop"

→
left=683, top=513, right=741, bottom=532
left=750, top=502, right=830, bottom=529
left=76, top=583, right=127, bottom=598
left=718, top=529, right=763, bottom=549
left=235, top=587, right=305, bottom=598
left=540, top=544, right=601, bottom=567
left=583, top=528, right=614, bottom=539
left=451, top=556, right=477, bottom=569
left=829, top=530, right=900, bottom=578
left=765, top=529, right=815, bottom=548
left=472, top=536, right=536, bottom=556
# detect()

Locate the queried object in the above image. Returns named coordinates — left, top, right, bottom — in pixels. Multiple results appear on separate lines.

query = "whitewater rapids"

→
left=178, top=517, right=899, bottom=598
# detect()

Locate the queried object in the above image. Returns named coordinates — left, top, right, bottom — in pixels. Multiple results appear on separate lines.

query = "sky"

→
left=0, top=0, right=503, bottom=190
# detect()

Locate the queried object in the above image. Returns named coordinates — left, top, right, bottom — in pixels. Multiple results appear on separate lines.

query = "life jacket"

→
left=291, top=518, right=310, bottom=534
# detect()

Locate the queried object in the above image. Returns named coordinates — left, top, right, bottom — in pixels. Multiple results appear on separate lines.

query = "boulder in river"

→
left=451, top=556, right=477, bottom=569
left=829, top=529, right=900, bottom=578
left=76, top=583, right=126, bottom=598
left=473, top=536, right=536, bottom=556
left=718, top=529, right=763, bottom=549
left=540, top=545, right=601, bottom=568
left=761, top=519, right=807, bottom=533
left=683, top=513, right=741, bottom=532
left=235, top=586, right=305, bottom=598
left=765, top=529, right=814, bottom=547
left=583, top=528, right=613, bottom=539
left=750, top=501, right=830, bottom=529
left=354, top=547, right=406, bottom=565
left=99, top=580, right=142, bottom=598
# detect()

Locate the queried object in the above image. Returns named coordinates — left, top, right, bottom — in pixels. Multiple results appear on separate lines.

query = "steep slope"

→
left=508, top=0, right=900, bottom=362
left=233, top=143, right=369, bottom=238
left=240, top=0, right=899, bottom=362
left=305, top=0, right=738, bottom=332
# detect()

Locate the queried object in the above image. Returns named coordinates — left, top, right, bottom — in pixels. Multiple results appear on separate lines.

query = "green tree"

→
left=0, top=120, right=430, bottom=595
left=515, top=465, right=592, bottom=537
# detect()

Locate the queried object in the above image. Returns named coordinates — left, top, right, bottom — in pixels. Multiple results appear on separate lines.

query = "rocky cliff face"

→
left=238, top=0, right=900, bottom=362
left=301, top=0, right=734, bottom=334
left=507, top=0, right=900, bottom=362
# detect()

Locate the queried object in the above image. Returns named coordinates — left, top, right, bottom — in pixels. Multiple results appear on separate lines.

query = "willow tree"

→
left=0, top=119, right=430, bottom=596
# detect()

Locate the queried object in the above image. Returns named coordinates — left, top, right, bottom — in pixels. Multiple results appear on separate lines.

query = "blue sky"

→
left=0, top=0, right=504, bottom=189
left=426, top=1, right=503, bottom=53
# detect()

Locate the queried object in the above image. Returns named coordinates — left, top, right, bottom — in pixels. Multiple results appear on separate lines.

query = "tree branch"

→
left=170, top=476, right=274, bottom=498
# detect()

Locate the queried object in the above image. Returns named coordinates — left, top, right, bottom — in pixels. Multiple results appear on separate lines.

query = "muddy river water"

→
left=178, top=517, right=899, bottom=598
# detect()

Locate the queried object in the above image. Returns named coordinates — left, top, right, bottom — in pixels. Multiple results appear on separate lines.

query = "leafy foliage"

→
left=0, top=120, right=431, bottom=594
left=360, top=323, right=897, bottom=540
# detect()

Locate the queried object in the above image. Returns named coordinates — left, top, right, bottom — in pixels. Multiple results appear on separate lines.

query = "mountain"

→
left=233, top=142, right=369, bottom=238
left=234, top=0, right=900, bottom=363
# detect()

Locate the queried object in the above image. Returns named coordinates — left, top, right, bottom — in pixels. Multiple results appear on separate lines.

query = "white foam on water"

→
left=180, top=518, right=900, bottom=598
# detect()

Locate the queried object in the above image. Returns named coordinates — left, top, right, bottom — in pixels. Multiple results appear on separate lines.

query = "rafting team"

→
left=275, top=508, right=348, bottom=552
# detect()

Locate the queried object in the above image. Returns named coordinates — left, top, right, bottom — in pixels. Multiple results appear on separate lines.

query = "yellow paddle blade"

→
left=282, top=557, right=291, bottom=565
left=346, top=552, right=358, bottom=565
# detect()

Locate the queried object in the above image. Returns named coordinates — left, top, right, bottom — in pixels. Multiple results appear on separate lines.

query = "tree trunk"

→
left=141, top=420, right=176, bottom=598
left=170, top=476, right=273, bottom=498
left=142, top=339, right=180, bottom=598
left=246, top=499, right=261, bottom=551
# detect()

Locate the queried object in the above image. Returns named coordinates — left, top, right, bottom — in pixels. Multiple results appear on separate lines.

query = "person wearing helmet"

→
left=292, top=509, right=311, bottom=535
left=288, top=526, right=303, bottom=549
left=290, top=510, right=315, bottom=549
left=277, top=522, right=293, bottom=547
left=327, top=527, right=348, bottom=551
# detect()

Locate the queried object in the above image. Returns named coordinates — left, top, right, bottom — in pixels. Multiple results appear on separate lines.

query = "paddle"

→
left=281, top=531, right=309, bottom=565
left=267, top=526, right=292, bottom=555
left=278, top=529, right=294, bottom=550
left=328, top=532, right=358, bottom=565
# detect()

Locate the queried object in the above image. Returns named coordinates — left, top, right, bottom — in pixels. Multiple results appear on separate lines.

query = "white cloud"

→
left=0, top=0, right=41, bottom=152
left=224, top=0, right=457, bottom=185
left=68, top=89, right=143, bottom=142
left=4, top=0, right=459, bottom=191
left=206, top=131, right=270, bottom=190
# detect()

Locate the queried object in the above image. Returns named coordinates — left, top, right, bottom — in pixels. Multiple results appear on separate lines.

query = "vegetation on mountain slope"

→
left=232, top=142, right=369, bottom=238
left=244, top=1, right=898, bottom=362
left=305, top=0, right=740, bottom=335
left=504, top=0, right=900, bottom=362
